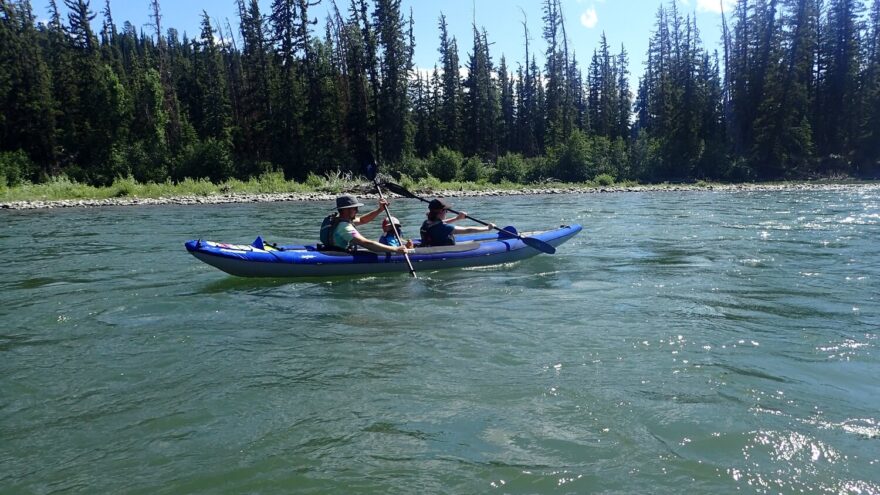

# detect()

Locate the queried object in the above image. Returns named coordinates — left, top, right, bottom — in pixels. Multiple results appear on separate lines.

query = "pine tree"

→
left=615, top=45, right=631, bottom=139
left=61, top=0, right=130, bottom=183
left=236, top=0, right=273, bottom=170
left=816, top=0, right=865, bottom=170
left=192, top=12, right=231, bottom=143
left=0, top=0, right=56, bottom=174
left=463, top=26, right=499, bottom=158
left=370, top=0, right=411, bottom=162
left=515, top=12, right=539, bottom=156
left=856, top=0, right=880, bottom=174
left=498, top=55, right=516, bottom=154
left=750, top=0, right=818, bottom=177
left=437, top=13, right=462, bottom=151
left=542, top=0, right=565, bottom=149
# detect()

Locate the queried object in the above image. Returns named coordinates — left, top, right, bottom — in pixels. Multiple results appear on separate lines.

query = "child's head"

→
left=382, top=216, right=402, bottom=233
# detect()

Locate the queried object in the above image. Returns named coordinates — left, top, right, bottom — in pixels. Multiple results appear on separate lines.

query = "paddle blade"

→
left=381, top=181, right=419, bottom=199
left=522, top=236, right=556, bottom=254
left=363, top=157, right=378, bottom=181
left=498, top=226, right=519, bottom=239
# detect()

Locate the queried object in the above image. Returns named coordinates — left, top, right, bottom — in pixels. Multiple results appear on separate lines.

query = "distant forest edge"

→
left=1, top=0, right=879, bottom=190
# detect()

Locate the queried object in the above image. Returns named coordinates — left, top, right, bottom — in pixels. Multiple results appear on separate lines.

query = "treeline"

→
left=1, top=0, right=879, bottom=188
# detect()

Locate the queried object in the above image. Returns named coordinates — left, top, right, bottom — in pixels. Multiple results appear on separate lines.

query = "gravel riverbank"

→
left=2, top=182, right=877, bottom=210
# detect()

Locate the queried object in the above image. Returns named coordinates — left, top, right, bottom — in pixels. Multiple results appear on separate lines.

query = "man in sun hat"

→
left=320, top=194, right=412, bottom=254
left=419, top=197, right=495, bottom=247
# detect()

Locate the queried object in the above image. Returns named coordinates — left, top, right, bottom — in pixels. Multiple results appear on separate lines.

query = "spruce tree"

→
left=0, top=0, right=56, bottom=174
left=437, top=13, right=462, bottom=151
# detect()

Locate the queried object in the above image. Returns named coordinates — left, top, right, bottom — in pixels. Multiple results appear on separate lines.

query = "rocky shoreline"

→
left=2, top=182, right=878, bottom=210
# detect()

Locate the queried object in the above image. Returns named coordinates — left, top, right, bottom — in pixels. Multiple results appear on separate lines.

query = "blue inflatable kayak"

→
left=185, top=224, right=582, bottom=278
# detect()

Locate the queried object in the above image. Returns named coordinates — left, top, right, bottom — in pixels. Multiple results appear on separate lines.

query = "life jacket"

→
left=420, top=219, right=455, bottom=246
left=379, top=232, right=401, bottom=247
left=319, top=213, right=342, bottom=248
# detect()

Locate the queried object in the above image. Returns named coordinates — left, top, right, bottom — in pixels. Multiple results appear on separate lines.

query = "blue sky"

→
left=40, top=0, right=736, bottom=82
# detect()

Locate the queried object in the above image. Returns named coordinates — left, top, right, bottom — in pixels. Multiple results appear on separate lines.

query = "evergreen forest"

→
left=2, top=0, right=880, bottom=188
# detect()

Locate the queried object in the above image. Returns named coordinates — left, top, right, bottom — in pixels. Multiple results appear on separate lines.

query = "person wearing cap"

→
left=378, top=216, right=415, bottom=248
left=320, top=194, right=412, bottom=254
left=419, top=198, right=495, bottom=247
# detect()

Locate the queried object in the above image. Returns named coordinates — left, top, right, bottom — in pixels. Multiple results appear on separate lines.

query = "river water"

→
left=1, top=187, right=878, bottom=494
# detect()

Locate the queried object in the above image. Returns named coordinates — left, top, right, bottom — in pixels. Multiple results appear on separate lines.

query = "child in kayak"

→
left=378, top=216, right=414, bottom=248
left=420, top=198, right=495, bottom=246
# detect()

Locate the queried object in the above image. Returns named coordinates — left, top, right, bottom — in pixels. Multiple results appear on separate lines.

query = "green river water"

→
left=1, top=188, right=878, bottom=494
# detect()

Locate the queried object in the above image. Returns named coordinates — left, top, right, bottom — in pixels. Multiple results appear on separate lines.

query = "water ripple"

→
left=1, top=189, right=879, bottom=493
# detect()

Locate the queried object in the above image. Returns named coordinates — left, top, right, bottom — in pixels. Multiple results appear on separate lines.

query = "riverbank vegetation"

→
left=1, top=0, right=879, bottom=192
left=0, top=168, right=630, bottom=203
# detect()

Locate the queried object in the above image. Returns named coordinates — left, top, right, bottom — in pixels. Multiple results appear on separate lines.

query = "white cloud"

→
left=695, top=0, right=738, bottom=14
left=580, top=6, right=598, bottom=29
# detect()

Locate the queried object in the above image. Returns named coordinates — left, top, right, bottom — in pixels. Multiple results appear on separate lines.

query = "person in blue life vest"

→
left=320, top=194, right=412, bottom=254
left=378, top=216, right=415, bottom=248
left=419, top=198, right=495, bottom=247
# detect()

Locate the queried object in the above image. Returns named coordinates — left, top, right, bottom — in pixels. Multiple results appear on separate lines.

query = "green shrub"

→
left=391, top=155, right=429, bottom=179
left=553, top=130, right=594, bottom=182
left=110, top=176, right=138, bottom=197
left=304, top=172, right=324, bottom=189
left=630, top=131, right=664, bottom=182
left=460, top=156, right=488, bottom=182
left=174, top=138, right=234, bottom=183
left=397, top=174, right=417, bottom=192
left=722, top=158, right=757, bottom=182
left=493, top=152, right=527, bottom=183
left=318, top=170, right=358, bottom=193
left=253, top=170, right=287, bottom=193
left=0, top=150, right=33, bottom=187
left=428, top=147, right=462, bottom=181
left=416, top=175, right=442, bottom=191
left=175, top=177, right=218, bottom=196
left=594, top=173, right=615, bottom=186
left=524, top=156, right=552, bottom=182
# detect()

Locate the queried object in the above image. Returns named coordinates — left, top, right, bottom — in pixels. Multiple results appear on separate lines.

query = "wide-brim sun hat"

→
left=428, top=198, right=451, bottom=211
left=334, top=194, right=365, bottom=210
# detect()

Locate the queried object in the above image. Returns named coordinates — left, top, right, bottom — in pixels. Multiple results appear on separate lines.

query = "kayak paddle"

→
left=364, top=157, right=417, bottom=278
left=381, top=181, right=557, bottom=255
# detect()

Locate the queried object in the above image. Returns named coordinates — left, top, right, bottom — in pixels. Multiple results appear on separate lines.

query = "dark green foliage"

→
left=0, top=149, right=34, bottom=186
left=437, top=13, right=462, bottom=151
left=636, top=2, right=732, bottom=180
left=462, top=26, right=499, bottom=158
left=494, top=152, right=527, bottom=183
left=388, top=154, right=428, bottom=179
left=857, top=0, right=880, bottom=176
left=373, top=0, right=412, bottom=163
left=460, top=156, right=488, bottom=182
left=428, top=147, right=461, bottom=181
left=0, top=0, right=877, bottom=187
left=174, top=137, right=234, bottom=182
left=552, top=129, right=593, bottom=182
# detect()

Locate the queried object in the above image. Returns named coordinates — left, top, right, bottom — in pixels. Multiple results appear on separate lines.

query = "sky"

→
left=39, top=0, right=738, bottom=82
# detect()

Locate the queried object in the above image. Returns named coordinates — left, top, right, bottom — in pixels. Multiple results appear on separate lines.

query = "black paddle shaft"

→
left=374, top=180, right=417, bottom=278
left=381, top=181, right=556, bottom=255
left=363, top=158, right=417, bottom=277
